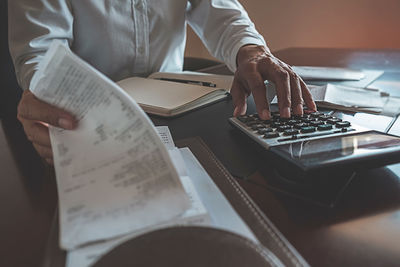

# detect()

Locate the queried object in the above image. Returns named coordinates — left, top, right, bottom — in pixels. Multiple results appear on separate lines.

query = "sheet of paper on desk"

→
left=292, top=66, right=365, bottom=81
left=315, top=84, right=383, bottom=109
left=30, top=41, right=190, bottom=250
left=306, top=70, right=384, bottom=88
left=272, top=83, right=384, bottom=113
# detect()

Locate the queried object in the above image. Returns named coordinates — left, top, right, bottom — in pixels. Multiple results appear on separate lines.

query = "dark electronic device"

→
left=229, top=112, right=400, bottom=179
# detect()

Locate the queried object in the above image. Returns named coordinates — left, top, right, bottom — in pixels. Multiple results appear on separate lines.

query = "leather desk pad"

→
left=94, top=227, right=279, bottom=267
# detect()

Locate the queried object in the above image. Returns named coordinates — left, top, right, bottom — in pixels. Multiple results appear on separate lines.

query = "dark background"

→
left=1, top=0, right=22, bottom=120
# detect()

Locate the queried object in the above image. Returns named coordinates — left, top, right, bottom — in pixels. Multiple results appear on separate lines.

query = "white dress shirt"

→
left=8, top=0, right=266, bottom=90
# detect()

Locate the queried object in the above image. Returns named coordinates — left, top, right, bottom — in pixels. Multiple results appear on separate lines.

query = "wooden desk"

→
left=155, top=48, right=400, bottom=267
left=258, top=48, right=400, bottom=266
left=2, top=48, right=400, bottom=267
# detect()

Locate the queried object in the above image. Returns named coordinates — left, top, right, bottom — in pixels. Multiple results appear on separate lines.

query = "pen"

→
left=157, top=77, right=217, bottom=88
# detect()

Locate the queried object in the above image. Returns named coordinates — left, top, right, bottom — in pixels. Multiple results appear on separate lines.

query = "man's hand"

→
left=231, top=45, right=316, bottom=120
left=17, top=90, right=77, bottom=165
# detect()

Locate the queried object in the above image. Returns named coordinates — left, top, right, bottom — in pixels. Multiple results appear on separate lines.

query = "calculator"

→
left=229, top=111, right=400, bottom=175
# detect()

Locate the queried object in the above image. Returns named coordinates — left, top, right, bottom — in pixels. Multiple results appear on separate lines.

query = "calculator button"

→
left=310, top=112, right=323, bottom=117
left=263, top=132, right=280, bottom=139
left=251, top=124, right=264, bottom=130
left=287, top=120, right=298, bottom=125
left=318, top=124, right=333, bottom=131
left=272, top=113, right=280, bottom=120
left=278, top=117, right=290, bottom=122
left=271, top=121, right=284, bottom=128
left=277, top=125, right=292, bottom=132
left=295, top=114, right=310, bottom=119
left=246, top=121, right=258, bottom=127
left=301, top=126, right=316, bottom=133
left=260, top=120, right=272, bottom=125
left=294, top=122, right=309, bottom=129
left=318, top=115, right=332, bottom=121
left=283, top=129, right=299, bottom=136
left=327, top=118, right=342, bottom=124
left=336, top=121, right=351, bottom=128
left=257, top=128, right=273, bottom=134
left=310, top=120, right=324, bottom=127
left=249, top=114, right=259, bottom=119
left=301, top=117, right=314, bottom=123
left=237, top=116, right=249, bottom=122
left=247, top=116, right=257, bottom=121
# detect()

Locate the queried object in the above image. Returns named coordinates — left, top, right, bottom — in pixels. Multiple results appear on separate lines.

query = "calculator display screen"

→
left=272, top=132, right=400, bottom=168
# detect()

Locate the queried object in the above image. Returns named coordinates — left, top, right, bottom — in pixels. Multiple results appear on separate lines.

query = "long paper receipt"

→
left=30, top=42, right=190, bottom=250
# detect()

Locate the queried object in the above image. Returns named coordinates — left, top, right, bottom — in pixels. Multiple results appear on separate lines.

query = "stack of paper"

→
left=308, top=84, right=385, bottom=113
left=30, top=41, right=193, bottom=250
left=66, top=126, right=259, bottom=267
left=270, top=83, right=391, bottom=114
left=292, top=66, right=366, bottom=81
left=292, top=66, right=384, bottom=88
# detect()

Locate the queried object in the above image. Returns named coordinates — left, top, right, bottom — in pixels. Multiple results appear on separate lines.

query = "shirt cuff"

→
left=225, top=36, right=266, bottom=73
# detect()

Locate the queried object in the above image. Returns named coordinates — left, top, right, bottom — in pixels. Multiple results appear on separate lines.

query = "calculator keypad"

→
left=239, top=112, right=353, bottom=141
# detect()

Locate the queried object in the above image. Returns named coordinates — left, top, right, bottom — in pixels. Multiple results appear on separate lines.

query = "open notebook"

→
left=117, top=72, right=233, bottom=117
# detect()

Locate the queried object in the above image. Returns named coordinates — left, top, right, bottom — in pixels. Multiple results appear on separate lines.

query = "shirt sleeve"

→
left=186, top=0, right=266, bottom=73
left=8, top=0, right=74, bottom=90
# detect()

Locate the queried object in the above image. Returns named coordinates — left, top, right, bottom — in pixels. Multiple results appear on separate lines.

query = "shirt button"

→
left=138, top=47, right=145, bottom=54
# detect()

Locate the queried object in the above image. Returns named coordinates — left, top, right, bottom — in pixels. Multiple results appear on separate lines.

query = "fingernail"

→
left=312, top=103, right=318, bottom=112
left=234, top=106, right=246, bottom=116
left=58, top=118, right=73, bottom=129
left=261, top=109, right=271, bottom=120
left=281, top=107, right=291, bottom=118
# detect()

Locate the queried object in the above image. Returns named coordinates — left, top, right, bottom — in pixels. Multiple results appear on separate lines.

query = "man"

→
left=8, top=0, right=316, bottom=164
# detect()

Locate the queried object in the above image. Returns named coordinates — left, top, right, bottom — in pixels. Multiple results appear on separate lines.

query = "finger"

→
left=32, top=143, right=54, bottom=159
left=20, top=118, right=52, bottom=147
left=244, top=72, right=271, bottom=120
left=256, top=56, right=291, bottom=118
left=300, top=80, right=317, bottom=112
left=230, top=75, right=248, bottom=117
left=18, top=90, right=77, bottom=129
left=270, top=69, right=291, bottom=118
left=286, top=69, right=304, bottom=116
